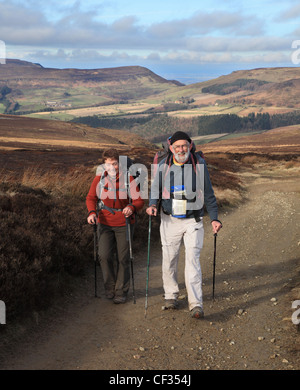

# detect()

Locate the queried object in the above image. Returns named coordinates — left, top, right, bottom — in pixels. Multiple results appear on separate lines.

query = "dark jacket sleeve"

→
left=86, top=176, right=99, bottom=215
left=149, top=159, right=164, bottom=207
left=202, top=160, right=218, bottom=221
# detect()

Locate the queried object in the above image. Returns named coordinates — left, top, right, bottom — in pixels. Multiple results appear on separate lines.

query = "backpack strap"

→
left=97, top=201, right=123, bottom=215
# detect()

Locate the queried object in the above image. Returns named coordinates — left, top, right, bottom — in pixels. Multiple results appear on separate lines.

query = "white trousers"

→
left=160, top=212, right=204, bottom=310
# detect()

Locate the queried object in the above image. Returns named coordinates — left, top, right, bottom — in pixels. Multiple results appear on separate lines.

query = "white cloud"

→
left=0, top=2, right=46, bottom=28
left=0, top=2, right=268, bottom=48
left=21, top=47, right=292, bottom=68
left=147, top=10, right=265, bottom=39
left=277, top=3, right=300, bottom=20
left=1, top=0, right=298, bottom=76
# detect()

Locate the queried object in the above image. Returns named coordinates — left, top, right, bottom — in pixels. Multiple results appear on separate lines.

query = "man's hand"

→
left=211, top=220, right=222, bottom=234
left=146, top=205, right=157, bottom=216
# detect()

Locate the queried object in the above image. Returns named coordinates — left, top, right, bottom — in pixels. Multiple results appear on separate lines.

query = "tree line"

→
left=0, top=86, right=20, bottom=113
left=201, top=79, right=269, bottom=95
left=71, top=111, right=300, bottom=142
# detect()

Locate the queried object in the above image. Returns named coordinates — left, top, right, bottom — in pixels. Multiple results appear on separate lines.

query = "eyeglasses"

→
left=173, top=144, right=189, bottom=151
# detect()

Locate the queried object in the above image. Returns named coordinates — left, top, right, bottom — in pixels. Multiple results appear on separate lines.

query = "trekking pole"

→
left=126, top=217, right=136, bottom=304
left=212, top=233, right=217, bottom=302
left=93, top=223, right=98, bottom=298
left=145, top=211, right=153, bottom=318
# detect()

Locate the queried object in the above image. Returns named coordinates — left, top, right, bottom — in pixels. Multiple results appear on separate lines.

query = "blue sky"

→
left=0, top=0, right=300, bottom=83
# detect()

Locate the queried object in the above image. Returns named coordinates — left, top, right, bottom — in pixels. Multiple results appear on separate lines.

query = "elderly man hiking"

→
left=146, top=131, right=222, bottom=319
left=87, top=148, right=144, bottom=304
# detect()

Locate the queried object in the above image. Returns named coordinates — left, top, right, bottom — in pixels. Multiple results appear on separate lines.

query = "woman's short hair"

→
left=102, top=148, right=120, bottom=162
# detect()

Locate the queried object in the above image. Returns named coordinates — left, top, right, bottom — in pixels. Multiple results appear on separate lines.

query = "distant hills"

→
left=0, top=59, right=182, bottom=114
left=1, top=60, right=300, bottom=118
left=1, top=59, right=300, bottom=144
left=1, top=60, right=300, bottom=117
left=181, top=67, right=300, bottom=111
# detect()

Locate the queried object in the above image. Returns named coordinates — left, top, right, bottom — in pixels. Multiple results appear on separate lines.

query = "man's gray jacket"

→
left=149, top=154, right=218, bottom=222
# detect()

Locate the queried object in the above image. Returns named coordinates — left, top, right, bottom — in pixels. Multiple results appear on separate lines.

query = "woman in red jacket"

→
left=86, top=149, right=144, bottom=304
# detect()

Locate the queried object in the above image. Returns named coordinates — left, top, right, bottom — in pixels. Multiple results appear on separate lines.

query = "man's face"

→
left=104, top=158, right=119, bottom=178
left=171, top=140, right=190, bottom=163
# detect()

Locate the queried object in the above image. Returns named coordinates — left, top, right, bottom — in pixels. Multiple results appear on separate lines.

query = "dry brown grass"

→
left=0, top=165, right=94, bottom=199
left=199, top=125, right=300, bottom=156
left=240, top=155, right=270, bottom=164
left=0, top=136, right=128, bottom=150
left=0, top=182, right=91, bottom=320
left=284, top=158, right=300, bottom=169
left=21, top=166, right=94, bottom=199
left=0, top=114, right=154, bottom=149
left=213, top=187, right=244, bottom=207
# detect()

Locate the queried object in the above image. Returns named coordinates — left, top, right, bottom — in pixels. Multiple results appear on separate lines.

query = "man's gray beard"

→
left=174, top=150, right=190, bottom=163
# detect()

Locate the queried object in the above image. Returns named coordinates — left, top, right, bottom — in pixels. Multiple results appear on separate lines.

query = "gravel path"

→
left=0, top=168, right=299, bottom=372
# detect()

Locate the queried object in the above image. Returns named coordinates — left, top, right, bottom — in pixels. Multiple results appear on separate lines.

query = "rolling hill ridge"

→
left=0, top=59, right=182, bottom=114
left=157, top=66, right=300, bottom=111
left=1, top=60, right=300, bottom=117
left=1, top=60, right=300, bottom=146
left=0, top=113, right=154, bottom=150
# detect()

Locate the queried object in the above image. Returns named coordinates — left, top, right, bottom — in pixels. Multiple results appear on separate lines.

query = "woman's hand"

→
left=123, top=206, right=133, bottom=218
left=87, top=213, right=97, bottom=224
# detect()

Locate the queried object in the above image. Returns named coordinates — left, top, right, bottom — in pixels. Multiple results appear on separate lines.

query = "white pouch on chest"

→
left=171, top=185, right=187, bottom=218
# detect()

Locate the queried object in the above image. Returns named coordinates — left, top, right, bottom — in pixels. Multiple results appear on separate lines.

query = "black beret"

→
left=170, top=131, right=191, bottom=145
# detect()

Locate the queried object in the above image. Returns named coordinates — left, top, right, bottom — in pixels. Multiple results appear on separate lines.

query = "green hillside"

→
left=0, top=59, right=182, bottom=114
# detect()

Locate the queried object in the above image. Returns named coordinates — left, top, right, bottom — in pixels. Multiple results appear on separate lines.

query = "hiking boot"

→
left=164, top=299, right=178, bottom=309
left=105, top=291, right=115, bottom=299
left=190, top=306, right=204, bottom=319
left=113, top=295, right=127, bottom=304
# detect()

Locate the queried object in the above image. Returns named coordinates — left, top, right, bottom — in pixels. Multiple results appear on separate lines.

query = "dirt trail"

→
left=0, top=169, right=299, bottom=371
